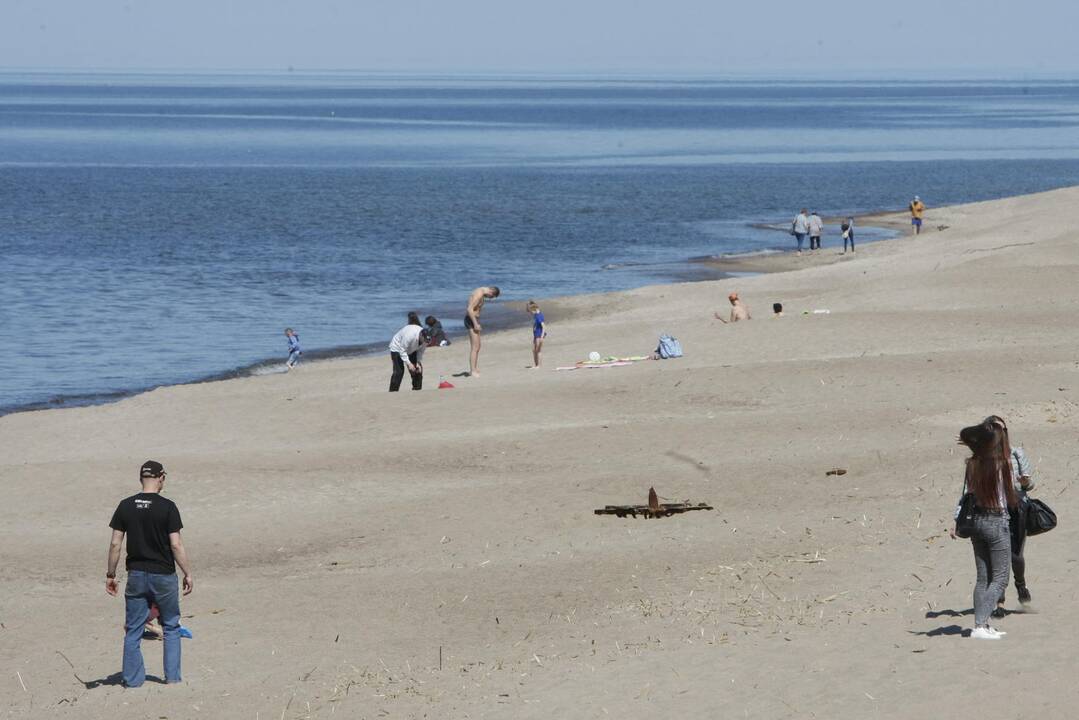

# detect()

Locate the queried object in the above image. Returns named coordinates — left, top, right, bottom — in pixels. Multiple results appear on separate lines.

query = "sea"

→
left=5, top=72, right=1079, bottom=415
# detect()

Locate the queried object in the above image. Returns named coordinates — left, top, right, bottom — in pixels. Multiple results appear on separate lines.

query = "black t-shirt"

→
left=109, top=493, right=183, bottom=575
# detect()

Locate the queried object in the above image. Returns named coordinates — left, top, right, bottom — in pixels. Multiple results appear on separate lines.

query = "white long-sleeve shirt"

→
left=388, top=325, right=427, bottom=362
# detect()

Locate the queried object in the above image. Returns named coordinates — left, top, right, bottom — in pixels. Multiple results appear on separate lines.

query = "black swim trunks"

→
left=464, top=314, right=477, bottom=331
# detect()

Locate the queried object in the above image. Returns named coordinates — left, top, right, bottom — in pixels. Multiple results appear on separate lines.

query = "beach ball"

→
left=588, top=351, right=601, bottom=362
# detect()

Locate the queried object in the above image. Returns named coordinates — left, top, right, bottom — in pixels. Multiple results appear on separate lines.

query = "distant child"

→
left=841, top=217, right=855, bottom=253
left=527, top=301, right=546, bottom=368
left=424, top=315, right=451, bottom=347
left=773, top=302, right=784, bottom=317
left=909, top=195, right=925, bottom=234
left=285, top=328, right=302, bottom=370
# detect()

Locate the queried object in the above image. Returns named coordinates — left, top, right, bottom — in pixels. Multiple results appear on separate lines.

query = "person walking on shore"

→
left=985, top=415, right=1036, bottom=614
left=808, top=211, right=824, bottom=251
left=106, top=461, right=193, bottom=686
left=527, top=300, right=546, bottom=368
left=388, top=323, right=429, bottom=391
left=841, top=217, right=855, bottom=253
left=465, top=286, right=500, bottom=377
left=285, top=328, right=302, bottom=370
left=951, top=420, right=1017, bottom=639
left=792, top=209, right=809, bottom=255
left=909, top=195, right=925, bottom=234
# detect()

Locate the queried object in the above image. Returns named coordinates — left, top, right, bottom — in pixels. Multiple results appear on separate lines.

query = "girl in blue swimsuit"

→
left=527, top=301, right=546, bottom=368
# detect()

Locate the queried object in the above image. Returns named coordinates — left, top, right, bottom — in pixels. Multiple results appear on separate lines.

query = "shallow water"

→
left=4, top=73, right=1079, bottom=413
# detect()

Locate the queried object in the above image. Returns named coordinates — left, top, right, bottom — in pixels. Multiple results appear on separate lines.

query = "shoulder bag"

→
left=1026, top=497, right=1057, bottom=536
left=955, top=492, right=977, bottom=538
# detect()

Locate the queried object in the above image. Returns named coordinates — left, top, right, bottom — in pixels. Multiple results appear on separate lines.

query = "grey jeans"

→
left=970, top=511, right=1011, bottom=627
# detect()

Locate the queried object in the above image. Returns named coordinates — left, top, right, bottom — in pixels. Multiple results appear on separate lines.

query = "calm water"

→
left=4, top=73, right=1079, bottom=413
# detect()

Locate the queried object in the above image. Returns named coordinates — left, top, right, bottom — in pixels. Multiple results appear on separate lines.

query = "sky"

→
left=2, top=0, right=1077, bottom=77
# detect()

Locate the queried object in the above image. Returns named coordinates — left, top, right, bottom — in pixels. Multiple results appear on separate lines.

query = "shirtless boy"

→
left=715, top=292, right=751, bottom=323
left=465, top=286, right=500, bottom=376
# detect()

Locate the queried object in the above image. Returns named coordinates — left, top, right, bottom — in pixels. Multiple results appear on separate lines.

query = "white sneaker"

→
left=971, top=627, right=1001, bottom=640
left=988, top=627, right=1007, bottom=637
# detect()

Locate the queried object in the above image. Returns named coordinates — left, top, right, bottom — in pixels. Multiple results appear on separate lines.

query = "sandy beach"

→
left=2, top=188, right=1078, bottom=719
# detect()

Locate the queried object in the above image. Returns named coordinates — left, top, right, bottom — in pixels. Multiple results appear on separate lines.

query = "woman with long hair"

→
left=985, top=415, right=1035, bottom=614
left=951, top=420, right=1018, bottom=639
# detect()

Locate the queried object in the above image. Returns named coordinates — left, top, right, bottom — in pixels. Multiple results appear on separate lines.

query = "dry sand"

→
left=2, top=188, right=1077, bottom=719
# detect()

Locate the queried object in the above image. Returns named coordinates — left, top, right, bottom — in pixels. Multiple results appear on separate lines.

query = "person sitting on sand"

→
left=773, top=302, right=784, bottom=317
left=425, top=315, right=450, bottom=346
left=527, top=300, right=546, bottom=368
left=715, top=292, right=751, bottom=323
left=465, top=286, right=500, bottom=377
left=910, top=195, right=925, bottom=234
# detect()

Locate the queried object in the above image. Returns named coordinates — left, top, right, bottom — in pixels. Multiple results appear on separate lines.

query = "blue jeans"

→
left=123, top=571, right=181, bottom=687
left=794, top=232, right=805, bottom=251
left=970, top=512, right=1011, bottom=627
left=287, top=350, right=301, bottom=367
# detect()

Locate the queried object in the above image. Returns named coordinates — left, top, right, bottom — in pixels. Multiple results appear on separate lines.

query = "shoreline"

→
left=5, top=185, right=1079, bottom=718
left=0, top=210, right=903, bottom=418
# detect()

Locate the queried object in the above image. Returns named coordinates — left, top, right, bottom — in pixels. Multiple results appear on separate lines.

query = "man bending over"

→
left=465, top=286, right=500, bottom=376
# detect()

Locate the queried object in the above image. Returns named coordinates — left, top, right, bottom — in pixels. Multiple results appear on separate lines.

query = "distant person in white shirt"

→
left=792, top=209, right=809, bottom=255
left=808, top=211, right=824, bottom=251
left=388, top=324, right=430, bottom=392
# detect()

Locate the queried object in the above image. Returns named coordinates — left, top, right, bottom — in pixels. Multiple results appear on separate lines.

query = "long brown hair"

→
left=959, top=420, right=1018, bottom=510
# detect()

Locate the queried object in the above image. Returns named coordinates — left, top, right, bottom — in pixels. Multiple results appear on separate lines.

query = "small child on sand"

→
left=285, top=328, right=302, bottom=370
left=527, top=301, right=546, bottom=368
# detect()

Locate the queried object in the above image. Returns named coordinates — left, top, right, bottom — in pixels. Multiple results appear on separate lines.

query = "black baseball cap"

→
left=140, top=460, right=166, bottom=479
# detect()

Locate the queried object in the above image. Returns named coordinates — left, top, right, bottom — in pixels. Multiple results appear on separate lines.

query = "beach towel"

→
left=575, top=355, right=649, bottom=366
left=557, top=361, right=634, bottom=371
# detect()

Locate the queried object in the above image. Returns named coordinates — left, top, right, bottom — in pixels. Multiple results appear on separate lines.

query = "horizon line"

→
left=1, top=65, right=1077, bottom=82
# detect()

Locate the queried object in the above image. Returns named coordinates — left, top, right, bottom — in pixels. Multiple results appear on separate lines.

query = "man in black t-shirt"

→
left=106, top=460, right=194, bottom=687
